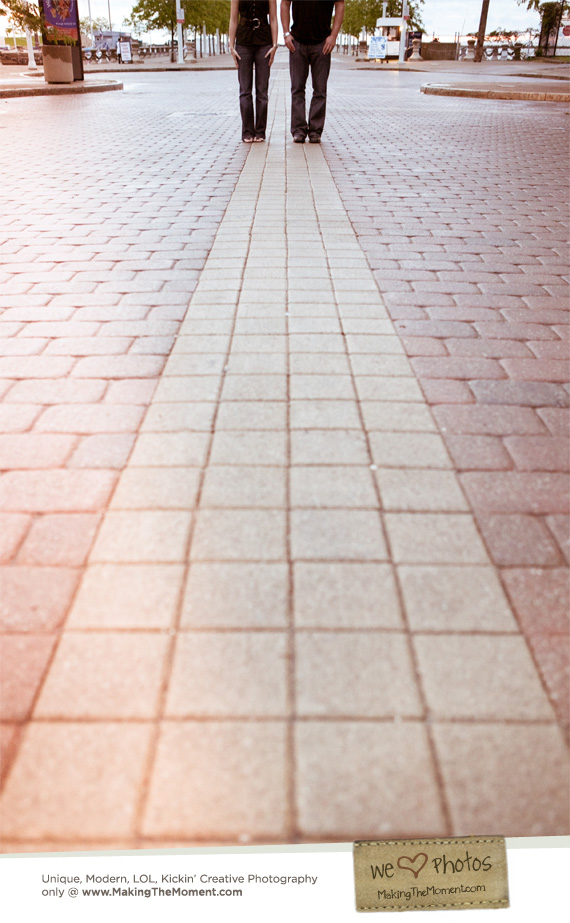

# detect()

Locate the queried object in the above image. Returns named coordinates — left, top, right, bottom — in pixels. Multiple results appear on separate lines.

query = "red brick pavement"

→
left=0, top=68, right=568, bottom=846
left=0, top=75, right=248, bottom=791
left=325, top=74, right=569, bottom=735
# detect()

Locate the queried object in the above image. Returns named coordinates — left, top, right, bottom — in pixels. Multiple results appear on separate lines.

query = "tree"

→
left=342, top=0, right=425, bottom=39
left=517, top=0, right=568, bottom=8
left=80, top=15, right=109, bottom=32
left=80, top=14, right=110, bottom=42
left=124, top=0, right=230, bottom=36
left=0, top=0, right=45, bottom=36
left=124, top=0, right=177, bottom=45
left=474, top=0, right=490, bottom=62
left=124, top=0, right=184, bottom=58
left=124, top=0, right=230, bottom=55
left=472, top=0, right=569, bottom=62
left=517, top=1, right=569, bottom=55
left=487, top=26, right=526, bottom=41
left=537, top=2, right=568, bottom=53
left=342, top=0, right=368, bottom=37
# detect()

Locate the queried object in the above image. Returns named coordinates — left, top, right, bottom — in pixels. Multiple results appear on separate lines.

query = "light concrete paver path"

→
left=0, top=68, right=568, bottom=850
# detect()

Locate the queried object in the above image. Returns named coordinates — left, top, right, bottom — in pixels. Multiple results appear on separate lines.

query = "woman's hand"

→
left=230, top=45, right=241, bottom=68
left=265, top=44, right=278, bottom=67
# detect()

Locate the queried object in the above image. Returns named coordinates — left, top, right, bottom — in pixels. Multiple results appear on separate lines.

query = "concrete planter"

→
left=42, top=45, right=74, bottom=84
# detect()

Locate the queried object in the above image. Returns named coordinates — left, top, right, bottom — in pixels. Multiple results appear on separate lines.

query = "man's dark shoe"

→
left=293, top=133, right=306, bottom=143
left=308, top=134, right=321, bottom=144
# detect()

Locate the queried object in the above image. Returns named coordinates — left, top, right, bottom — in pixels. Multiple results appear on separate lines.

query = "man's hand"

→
left=323, top=1, right=344, bottom=55
left=322, top=35, right=336, bottom=54
left=284, top=33, right=295, bottom=52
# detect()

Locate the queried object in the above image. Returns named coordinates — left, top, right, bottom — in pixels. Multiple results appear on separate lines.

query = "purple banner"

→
left=41, top=0, right=80, bottom=44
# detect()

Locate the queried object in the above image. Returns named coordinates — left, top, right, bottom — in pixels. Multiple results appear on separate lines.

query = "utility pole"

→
left=474, top=0, right=490, bottom=62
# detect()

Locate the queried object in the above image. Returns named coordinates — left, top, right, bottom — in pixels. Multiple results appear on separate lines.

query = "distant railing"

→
left=136, top=46, right=171, bottom=58
left=458, top=42, right=534, bottom=60
left=82, top=45, right=171, bottom=63
left=83, top=49, right=116, bottom=63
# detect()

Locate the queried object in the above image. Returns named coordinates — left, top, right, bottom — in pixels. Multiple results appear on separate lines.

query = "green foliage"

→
left=342, top=0, right=425, bottom=38
left=80, top=14, right=110, bottom=35
left=514, top=0, right=568, bottom=56
left=516, top=0, right=569, bottom=9
left=538, top=0, right=569, bottom=27
left=537, top=1, right=568, bottom=53
left=488, top=27, right=524, bottom=39
left=0, top=0, right=44, bottom=33
left=191, top=0, right=231, bottom=32
left=124, top=0, right=230, bottom=36
left=124, top=0, right=176, bottom=35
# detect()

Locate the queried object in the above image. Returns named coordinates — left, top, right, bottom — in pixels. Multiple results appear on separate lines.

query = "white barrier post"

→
left=176, top=2, right=184, bottom=63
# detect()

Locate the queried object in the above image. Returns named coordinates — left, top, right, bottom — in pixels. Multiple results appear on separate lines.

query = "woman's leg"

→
left=236, top=44, right=255, bottom=139
left=253, top=44, right=271, bottom=139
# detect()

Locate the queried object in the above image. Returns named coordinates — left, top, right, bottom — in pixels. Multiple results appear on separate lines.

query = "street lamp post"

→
left=86, top=0, right=94, bottom=44
left=176, top=1, right=184, bottom=64
left=23, top=4, right=37, bottom=70
left=399, top=0, right=409, bottom=63
left=24, top=24, right=38, bottom=70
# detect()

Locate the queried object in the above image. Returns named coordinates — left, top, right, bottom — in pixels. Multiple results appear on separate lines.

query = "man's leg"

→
left=307, top=41, right=331, bottom=140
left=289, top=39, right=310, bottom=139
left=236, top=44, right=255, bottom=140
left=253, top=44, right=271, bottom=139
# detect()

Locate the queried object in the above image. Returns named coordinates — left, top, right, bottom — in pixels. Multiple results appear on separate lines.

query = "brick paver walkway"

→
left=0, top=66, right=568, bottom=850
left=325, top=73, right=570, bottom=741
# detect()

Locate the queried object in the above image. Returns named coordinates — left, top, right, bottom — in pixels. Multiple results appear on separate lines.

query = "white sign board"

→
left=369, top=35, right=388, bottom=58
left=559, top=18, right=570, bottom=47
left=119, top=41, right=132, bottom=62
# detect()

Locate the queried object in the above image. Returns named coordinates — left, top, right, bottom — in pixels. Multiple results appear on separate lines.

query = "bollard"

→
left=408, top=37, right=422, bottom=60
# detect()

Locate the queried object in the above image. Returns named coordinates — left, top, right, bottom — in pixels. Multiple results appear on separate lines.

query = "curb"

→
left=0, top=79, right=123, bottom=99
left=421, top=83, right=570, bottom=102
left=354, top=65, right=430, bottom=72
left=83, top=65, right=235, bottom=73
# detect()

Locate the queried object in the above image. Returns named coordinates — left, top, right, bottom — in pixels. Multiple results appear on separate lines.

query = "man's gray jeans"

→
left=288, top=38, right=332, bottom=139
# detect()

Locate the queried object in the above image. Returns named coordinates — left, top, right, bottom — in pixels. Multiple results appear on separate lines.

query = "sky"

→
left=69, top=0, right=542, bottom=43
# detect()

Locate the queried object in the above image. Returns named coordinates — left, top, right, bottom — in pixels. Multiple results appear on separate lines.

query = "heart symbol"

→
left=397, top=852, right=428, bottom=879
